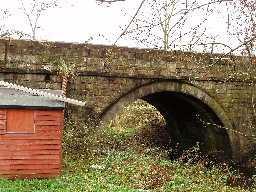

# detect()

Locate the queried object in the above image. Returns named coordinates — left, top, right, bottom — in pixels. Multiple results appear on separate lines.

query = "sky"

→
left=2, top=0, right=140, bottom=44
left=1, top=0, right=253, bottom=54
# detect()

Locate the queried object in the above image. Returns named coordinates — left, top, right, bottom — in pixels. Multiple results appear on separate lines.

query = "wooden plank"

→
left=0, top=164, right=60, bottom=170
left=36, top=125, right=60, bottom=129
left=0, top=120, right=6, bottom=134
left=0, top=173, right=60, bottom=179
left=35, top=114, right=62, bottom=119
left=0, top=159, right=60, bottom=165
left=35, top=110, right=63, bottom=117
left=0, top=128, right=61, bottom=136
left=0, top=144, right=60, bottom=151
left=0, top=111, right=6, bottom=134
left=0, top=120, right=6, bottom=126
left=36, top=126, right=62, bottom=131
left=0, top=132, right=61, bottom=138
left=35, top=110, right=63, bottom=114
left=0, top=140, right=61, bottom=145
left=36, top=128, right=61, bottom=134
left=0, top=136, right=61, bottom=140
left=0, top=125, right=6, bottom=130
left=0, top=124, right=6, bottom=130
left=0, top=114, right=6, bottom=120
left=0, top=110, right=6, bottom=116
left=0, top=150, right=60, bottom=156
left=34, top=115, right=62, bottom=121
left=0, top=134, right=61, bottom=140
left=35, top=121, right=62, bottom=126
left=0, top=154, right=60, bottom=160
left=0, top=168, right=60, bottom=174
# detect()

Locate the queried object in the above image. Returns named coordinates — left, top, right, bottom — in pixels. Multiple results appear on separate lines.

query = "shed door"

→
left=7, top=109, right=35, bottom=133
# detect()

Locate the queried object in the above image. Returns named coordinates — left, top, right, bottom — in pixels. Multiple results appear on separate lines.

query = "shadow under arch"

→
left=100, top=81, right=234, bottom=157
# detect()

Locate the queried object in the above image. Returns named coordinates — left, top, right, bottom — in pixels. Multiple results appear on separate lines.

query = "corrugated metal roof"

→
left=0, top=81, right=85, bottom=106
left=0, top=88, right=65, bottom=109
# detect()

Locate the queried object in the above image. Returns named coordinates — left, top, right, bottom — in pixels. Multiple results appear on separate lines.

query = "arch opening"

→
left=101, top=82, right=233, bottom=158
left=109, top=99, right=171, bottom=149
left=142, top=91, right=232, bottom=157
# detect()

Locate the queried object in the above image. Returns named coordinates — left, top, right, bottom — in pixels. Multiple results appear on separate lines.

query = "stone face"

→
left=0, top=38, right=255, bottom=161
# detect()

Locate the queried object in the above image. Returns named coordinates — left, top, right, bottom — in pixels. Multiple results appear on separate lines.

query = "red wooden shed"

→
left=0, top=88, right=64, bottom=179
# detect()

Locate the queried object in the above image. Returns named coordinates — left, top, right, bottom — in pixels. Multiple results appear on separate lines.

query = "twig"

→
left=113, top=0, right=147, bottom=45
left=96, top=0, right=125, bottom=3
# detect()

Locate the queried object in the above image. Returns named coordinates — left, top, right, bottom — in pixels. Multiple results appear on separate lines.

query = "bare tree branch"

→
left=113, top=0, right=147, bottom=45
left=121, top=0, right=233, bottom=50
left=226, top=35, right=256, bottom=55
left=19, top=0, right=59, bottom=40
left=96, top=0, right=125, bottom=3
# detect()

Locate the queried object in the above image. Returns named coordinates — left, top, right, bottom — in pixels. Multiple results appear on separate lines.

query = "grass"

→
left=0, top=100, right=255, bottom=191
left=0, top=124, right=255, bottom=192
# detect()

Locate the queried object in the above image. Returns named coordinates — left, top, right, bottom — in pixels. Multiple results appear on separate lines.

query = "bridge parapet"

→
left=0, top=39, right=255, bottom=82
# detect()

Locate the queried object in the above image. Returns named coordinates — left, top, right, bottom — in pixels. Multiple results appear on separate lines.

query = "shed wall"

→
left=0, top=109, right=63, bottom=178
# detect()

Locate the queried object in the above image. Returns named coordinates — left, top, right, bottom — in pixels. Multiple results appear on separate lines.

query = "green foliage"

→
left=61, top=100, right=256, bottom=191
left=51, top=57, right=76, bottom=77
left=62, top=100, right=167, bottom=162
left=41, top=53, right=76, bottom=77
left=1, top=100, right=255, bottom=191
left=39, top=43, right=82, bottom=77
left=0, top=145, right=253, bottom=191
left=110, top=100, right=165, bottom=131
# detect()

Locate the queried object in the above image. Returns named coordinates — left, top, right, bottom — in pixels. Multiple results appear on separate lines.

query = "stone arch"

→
left=101, top=81, right=234, bottom=157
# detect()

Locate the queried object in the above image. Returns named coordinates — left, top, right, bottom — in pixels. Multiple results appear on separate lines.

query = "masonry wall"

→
left=0, top=39, right=255, bottom=159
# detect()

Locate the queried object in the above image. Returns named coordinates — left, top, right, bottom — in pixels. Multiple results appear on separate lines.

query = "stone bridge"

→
left=0, top=39, right=255, bottom=161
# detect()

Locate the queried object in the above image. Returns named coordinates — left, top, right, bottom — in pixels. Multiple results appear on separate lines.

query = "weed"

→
left=0, top=100, right=255, bottom=191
